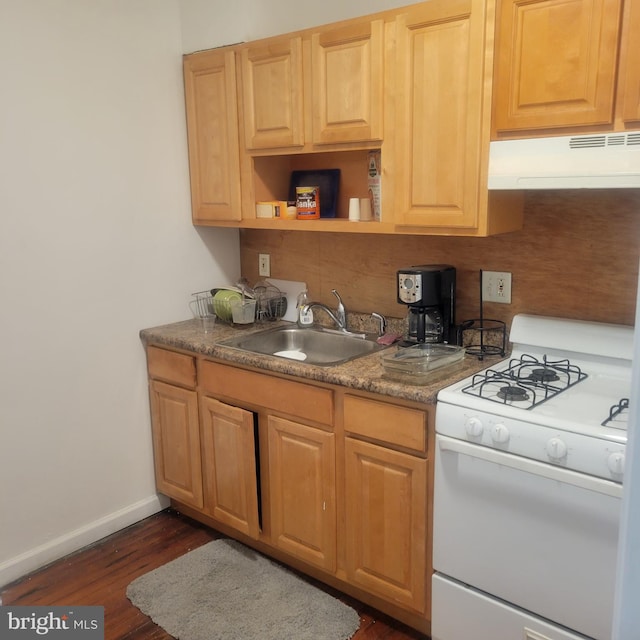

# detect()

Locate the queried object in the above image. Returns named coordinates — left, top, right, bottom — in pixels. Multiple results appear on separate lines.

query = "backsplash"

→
left=240, top=190, right=640, bottom=330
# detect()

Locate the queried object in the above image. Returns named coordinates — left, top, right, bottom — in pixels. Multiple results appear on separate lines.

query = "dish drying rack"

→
left=253, top=280, right=287, bottom=322
left=190, top=290, right=215, bottom=318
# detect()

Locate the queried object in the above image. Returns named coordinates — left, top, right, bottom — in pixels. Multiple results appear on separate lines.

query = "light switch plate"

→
left=259, top=254, right=271, bottom=277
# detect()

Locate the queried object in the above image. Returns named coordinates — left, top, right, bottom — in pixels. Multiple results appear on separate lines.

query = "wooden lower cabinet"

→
left=149, top=379, right=203, bottom=509
left=267, top=415, right=337, bottom=571
left=146, top=348, right=432, bottom=631
left=200, top=395, right=260, bottom=539
left=344, top=437, right=428, bottom=614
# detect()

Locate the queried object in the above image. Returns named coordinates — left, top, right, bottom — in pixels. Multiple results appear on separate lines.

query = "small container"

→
left=230, top=298, right=257, bottom=326
left=297, top=289, right=314, bottom=326
left=256, top=200, right=288, bottom=219
left=367, top=150, right=382, bottom=221
left=348, top=198, right=360, bottom=221
left=284, top=203, right=298, bottom=220
left=381, top=343, right=465, bottom=384
left=359, top=197, right=373, bottom=221
left=296, top=186, right=320, bottom=219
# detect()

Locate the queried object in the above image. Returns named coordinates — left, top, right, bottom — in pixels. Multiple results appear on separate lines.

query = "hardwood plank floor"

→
left=1, top=509, right=426, bottom=640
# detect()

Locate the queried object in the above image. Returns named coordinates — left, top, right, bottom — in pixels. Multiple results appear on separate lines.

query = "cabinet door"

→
left=393, top=0, right=486, bottom=229
left=311, top=20, right=384, bottom=144
left=345, top=438, right=427, bottom=613
left=149, top=380, right=203, bottom=508
left=200, top=396, right=260, bottom=538
left=184, top=49, right=242, bottom=222
left=240, top=37, right=304, bottom=150
left=267, top=416, right=336, bottom=571
left=493, top=0, right=623, bottom=133
left=617, top=0, right=640, bottom=125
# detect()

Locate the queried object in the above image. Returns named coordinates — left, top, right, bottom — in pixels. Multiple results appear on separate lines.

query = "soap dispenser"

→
left=297, top=290, right=314, bottom=327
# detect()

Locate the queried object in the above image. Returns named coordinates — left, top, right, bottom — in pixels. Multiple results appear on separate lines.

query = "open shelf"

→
left=250, top=149, right=382, bottom=223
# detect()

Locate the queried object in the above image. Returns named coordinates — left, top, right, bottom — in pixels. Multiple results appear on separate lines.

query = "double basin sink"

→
left=219, top=325, right=387, bottom=366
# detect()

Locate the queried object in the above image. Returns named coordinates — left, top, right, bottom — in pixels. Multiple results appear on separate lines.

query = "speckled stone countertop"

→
left=140, top=318, right=508, bottom=405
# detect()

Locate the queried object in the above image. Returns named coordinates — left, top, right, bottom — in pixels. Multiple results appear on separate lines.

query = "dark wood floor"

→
left=1, top=509, right=426, bottom=640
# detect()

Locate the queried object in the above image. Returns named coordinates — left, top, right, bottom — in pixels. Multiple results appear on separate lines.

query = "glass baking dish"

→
left=381, top=343, right=465, bottom=384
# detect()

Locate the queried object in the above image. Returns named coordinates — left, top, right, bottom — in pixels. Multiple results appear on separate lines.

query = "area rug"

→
left=126, top=538, right=361, bottom=640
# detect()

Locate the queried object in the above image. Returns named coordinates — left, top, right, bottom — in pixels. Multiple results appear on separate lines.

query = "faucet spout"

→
left=301, top=289, right=348, bottom=332
left=331, top=289, right=346, bottom=329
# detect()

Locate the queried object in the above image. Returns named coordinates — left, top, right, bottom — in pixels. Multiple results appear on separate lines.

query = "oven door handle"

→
left=438, top=435, right=623, bottom=499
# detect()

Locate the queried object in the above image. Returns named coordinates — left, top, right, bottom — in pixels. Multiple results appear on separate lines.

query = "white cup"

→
left=359, top=197, right=373, bottom=221
left=348, top=197, right=360, bottom=221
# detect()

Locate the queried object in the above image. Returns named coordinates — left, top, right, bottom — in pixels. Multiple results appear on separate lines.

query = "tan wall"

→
left=240, top=190, right=640, bottom=329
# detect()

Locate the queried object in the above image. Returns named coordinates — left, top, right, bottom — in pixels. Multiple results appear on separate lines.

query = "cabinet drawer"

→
left=344, top=395, right=427, bottom=453
left=147, top=346, right=197, bottom=389
left=199, top=361, right=333, bottom=426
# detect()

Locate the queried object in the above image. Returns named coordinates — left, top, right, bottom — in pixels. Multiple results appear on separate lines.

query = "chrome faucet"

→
left=371, top=312, right=387, bottom=337
left=302, top=289, right=347, bottom=332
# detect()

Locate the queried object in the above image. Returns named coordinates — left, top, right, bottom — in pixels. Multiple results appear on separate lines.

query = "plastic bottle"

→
left=297, top=290, right=314, bottom=326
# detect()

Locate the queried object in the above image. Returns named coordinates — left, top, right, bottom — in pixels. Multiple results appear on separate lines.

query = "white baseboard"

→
left=0, top=494, right=170, bottom=590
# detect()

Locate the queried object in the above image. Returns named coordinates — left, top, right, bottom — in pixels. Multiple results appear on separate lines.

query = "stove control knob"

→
left=465, top=417, right=484, bottom=437
left=546, top=437, right=568, bottom=461
left=491, top=423, right=510, bottom=444
left=608, top=452, right=625, bottom=476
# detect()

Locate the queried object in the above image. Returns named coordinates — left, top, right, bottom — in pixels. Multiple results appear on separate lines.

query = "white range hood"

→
left=488, top=130, right=640, bottom=189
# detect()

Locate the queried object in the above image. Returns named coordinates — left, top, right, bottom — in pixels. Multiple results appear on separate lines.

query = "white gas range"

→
left=432, top=314, right=634, bottom=640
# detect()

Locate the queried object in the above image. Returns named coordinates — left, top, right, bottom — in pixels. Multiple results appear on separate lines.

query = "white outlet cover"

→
left=482, top=271, right=512, bottom=304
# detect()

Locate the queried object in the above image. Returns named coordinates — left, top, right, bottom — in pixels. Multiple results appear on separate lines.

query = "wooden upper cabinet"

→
left=493, top=0, right=624, bottom=135
left=183, top=48, right=242, bottom=223
left=617, top=0, right=640, bottom=126
left=310, top=20, right=384, bottom=145
left=239, top=22, right=384, bottom=151
left=240, top=37, right=305, bottom=150
left=393, top=0, right=487, bottom=229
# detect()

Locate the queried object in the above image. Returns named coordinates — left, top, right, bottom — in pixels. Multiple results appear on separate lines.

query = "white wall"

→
left=0, top=0, right=439, bottom=590
left=179, top=0, right=416, bottom=52
left=0, top=0, right=421, bottom=590
left=0, top=0, right=240, bottom=587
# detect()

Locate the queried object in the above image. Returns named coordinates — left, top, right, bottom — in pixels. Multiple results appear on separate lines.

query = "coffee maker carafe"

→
left=397, top=265, right=456, bottom=344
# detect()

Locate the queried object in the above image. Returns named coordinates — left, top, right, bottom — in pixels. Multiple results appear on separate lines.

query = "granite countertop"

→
left=140, top=318, right=507, bottom=405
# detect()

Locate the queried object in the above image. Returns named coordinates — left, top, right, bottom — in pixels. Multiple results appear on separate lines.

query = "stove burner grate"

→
left=462, top=353, right=587, bottom=409
left=602, top=398, right=629, bottom=427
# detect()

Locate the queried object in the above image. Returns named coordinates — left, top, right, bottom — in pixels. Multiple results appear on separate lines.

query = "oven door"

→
left=433, top=435, right=622, bottom=640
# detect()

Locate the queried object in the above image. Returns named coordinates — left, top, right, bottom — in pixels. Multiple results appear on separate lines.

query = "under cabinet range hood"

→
left=488, top=130, right=640, bottom=189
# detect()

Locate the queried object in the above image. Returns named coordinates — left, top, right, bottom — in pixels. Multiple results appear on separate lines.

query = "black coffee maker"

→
left=397, top=265, right=456, bottom=344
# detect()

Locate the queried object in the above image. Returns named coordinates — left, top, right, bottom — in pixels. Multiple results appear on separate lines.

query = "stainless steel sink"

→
left=219, top=325, right=387, bottom=366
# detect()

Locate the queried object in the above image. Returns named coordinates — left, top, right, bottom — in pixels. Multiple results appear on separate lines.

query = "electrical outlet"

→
left=482, top=271, right=512, bottom=304
left=259, top=253, right=271, bottom=277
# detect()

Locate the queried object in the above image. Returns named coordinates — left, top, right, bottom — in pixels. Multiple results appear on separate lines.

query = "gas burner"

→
left=528, top=368, right=560, bottom=383
left=462, top=353, right=588, bottom=410
left=498, top=385, right=530, bottom=402
left=602, top=398, right=629, bottom=428
left=514, top=354, right=586, bottom=387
